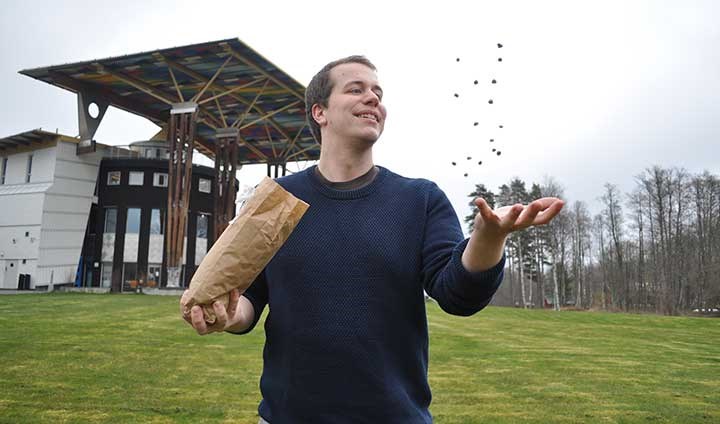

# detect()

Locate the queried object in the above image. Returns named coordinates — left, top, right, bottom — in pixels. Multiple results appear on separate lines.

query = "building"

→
left=3, top=39, right=322, bottom=291
left=0, top=130, right=132, bottom=290
left=89, top=140, right=222, bottom=292
left=0, top=130, right=225, bottom=292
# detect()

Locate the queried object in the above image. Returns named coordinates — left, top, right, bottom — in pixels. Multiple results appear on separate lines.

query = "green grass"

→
left=0, top=294, right=718, bottom=423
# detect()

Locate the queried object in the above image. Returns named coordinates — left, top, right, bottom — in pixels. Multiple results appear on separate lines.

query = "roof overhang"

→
left=20, top=38, right=319, bottom=165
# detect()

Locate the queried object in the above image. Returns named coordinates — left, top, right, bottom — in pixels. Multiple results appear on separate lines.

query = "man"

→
left=183, top=56, right=563, bottom=423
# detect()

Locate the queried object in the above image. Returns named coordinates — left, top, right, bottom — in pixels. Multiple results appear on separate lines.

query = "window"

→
left=126, top=208, right=141, bottom=234
left=1, top=157, right=7, bottom=184
left=153, top=172, right=168, bottom=187
left=100, top=262, right=112, bottom=288
left=129, top=171, right=144, bottom=186
left=195, top=213, right=210, bottom=265
left=25, top=231, right=29, bottom=237
left=107, top=171, right=121, bottom=186
left=145, top=149, right=154, bottom=158
left=122, top=262, right=138, bottom=292
left=197, top=213, right=208, bottom=239
left=148, top=264, right=162, bottom=287
left=104, top=208, right=117, bottom=234
left=26, top=154, right=33, bottom=183
left=199, top=178, right=211, bottom=194
left=150, top=209, right=164, bottom=235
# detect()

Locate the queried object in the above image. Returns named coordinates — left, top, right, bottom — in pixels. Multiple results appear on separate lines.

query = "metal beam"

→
left=158, top=55, right=296, bottom=146
left=98, top=63, right=226, bottom=131
left=280, top=123, right=310, bottom=158
left=192, top=55, right=233, bottom=103
left=231, top=78, right=269, bottom=128
left=238, top=136, right=268, bottom=160
left=285, top=143, right=318, bottom=161
left=167, top=64, right=184, bottom=102
left=197, top=77, right=265, bottom=105
left=237, top=100, right=301, bottom=131
left=95, top=63, right=175, bottom=105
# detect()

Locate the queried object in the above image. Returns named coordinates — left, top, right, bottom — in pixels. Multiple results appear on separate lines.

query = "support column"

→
left=213, top=128, right=239, bottom=240
left=76, top=91, right=110, bottom=154
left=166, top=102, right=198, bottom=288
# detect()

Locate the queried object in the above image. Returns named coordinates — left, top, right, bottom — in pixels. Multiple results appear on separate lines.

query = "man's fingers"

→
left=190, top=305, right=209, bottom=335
left=532, top=199, right=565, bottom=225
left=514, top=201, right=543, bottom=229
left=212, top=301, right=228, bottom=331
left=499, top=204, right=523, bottom=228
left=474, top=198, right=497, bottom=224
left=227, top=289, right=240, bottom=318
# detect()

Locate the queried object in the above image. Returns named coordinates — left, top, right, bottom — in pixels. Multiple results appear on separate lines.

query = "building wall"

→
left=0, top=147, right=54, bottom=288
left=35, top=141, right=103, bottom=287
left=92, top=158, right=218, bottom=290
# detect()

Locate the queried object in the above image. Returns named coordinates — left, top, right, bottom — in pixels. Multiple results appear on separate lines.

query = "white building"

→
left=0, top=129, right=135, bottom=289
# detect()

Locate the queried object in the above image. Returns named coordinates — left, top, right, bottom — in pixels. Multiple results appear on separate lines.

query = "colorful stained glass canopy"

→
left=20, top=38, right=319, bottom=165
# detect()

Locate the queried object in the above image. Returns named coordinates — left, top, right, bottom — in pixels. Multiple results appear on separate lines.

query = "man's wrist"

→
left=462, top=229, right=507, bottom=272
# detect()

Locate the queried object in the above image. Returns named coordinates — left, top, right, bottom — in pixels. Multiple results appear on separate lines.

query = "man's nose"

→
left=363, top=90, right=380, bottom=105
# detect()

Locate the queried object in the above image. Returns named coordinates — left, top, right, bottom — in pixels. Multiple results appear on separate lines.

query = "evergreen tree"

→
left=464, top=184, right=496, bottom=233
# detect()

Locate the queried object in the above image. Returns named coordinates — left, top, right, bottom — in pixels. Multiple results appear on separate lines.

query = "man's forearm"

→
left=461, top=229, right=507, bottom=273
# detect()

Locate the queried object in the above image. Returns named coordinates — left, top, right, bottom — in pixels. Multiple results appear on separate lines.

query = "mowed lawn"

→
left=0, top=293, right=718, bottom=423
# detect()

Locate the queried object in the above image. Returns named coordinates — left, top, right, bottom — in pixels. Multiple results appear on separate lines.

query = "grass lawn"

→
left=0, top=293, right=718, bottom=423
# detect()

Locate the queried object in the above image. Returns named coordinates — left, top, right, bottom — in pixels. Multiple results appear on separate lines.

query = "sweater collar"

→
left=306, top=165, right=387, bottom=200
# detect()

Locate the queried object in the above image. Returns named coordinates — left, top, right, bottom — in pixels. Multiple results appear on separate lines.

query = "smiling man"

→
left=183, top=56, right=564, bottom=423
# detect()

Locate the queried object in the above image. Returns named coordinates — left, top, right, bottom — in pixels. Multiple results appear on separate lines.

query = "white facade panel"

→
left=28, top=147, right=57, bottom=183
left=0, top=225, right=41, bottom=260
left=102, top=234, right=115, bottom=262
left=41, top=212, right=87, bottom=231
left=35, top=264, right=77, bottom=287
left=37, top=248, right=82, bottom=268
left=0, top=191, right=45, bottom=226
left=124, top=234, right=139, bottom=262
left=148, top=234, right=163, bottom=263
left=1, top=151, right=36, bottom=185
left=46, top=178, right=96, bottom=198
left=42, top=194, right=94, bottom=213
left=39, top=229, right=86, bottom=248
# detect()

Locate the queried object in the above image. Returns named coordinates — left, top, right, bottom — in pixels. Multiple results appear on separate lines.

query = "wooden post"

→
left=214, top=128, right=239, bottom=240
left=166, top=102, right=198, bottom=288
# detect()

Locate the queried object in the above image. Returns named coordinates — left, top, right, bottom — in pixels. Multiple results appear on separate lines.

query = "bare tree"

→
left=570, top=201, right=592, bottom=308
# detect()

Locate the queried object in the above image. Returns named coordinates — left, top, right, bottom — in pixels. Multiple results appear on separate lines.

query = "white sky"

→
left=1, top=0, right=718, bottom=226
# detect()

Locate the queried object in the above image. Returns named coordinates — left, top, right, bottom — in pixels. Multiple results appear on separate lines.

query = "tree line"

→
left=466, top=165, right=720, bottom=315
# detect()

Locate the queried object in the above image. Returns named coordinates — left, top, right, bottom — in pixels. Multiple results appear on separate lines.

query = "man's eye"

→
left=350, top=88, right=362, bottom=94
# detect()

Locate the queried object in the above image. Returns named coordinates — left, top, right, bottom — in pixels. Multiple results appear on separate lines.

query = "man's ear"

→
left=311, top=103, right=327, bottom=126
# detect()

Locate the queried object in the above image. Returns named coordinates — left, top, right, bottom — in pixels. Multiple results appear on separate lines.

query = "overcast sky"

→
left=1, top=0, right=718, bottom=227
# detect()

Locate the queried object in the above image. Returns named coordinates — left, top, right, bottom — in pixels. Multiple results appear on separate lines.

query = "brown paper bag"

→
left=181, top=176, right=309, bottom=324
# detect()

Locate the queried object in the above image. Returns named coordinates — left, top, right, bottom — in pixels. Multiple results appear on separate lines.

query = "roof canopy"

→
left=20, top=38, right=319, bottom=165
left=0, top=129, right=75, bottom=151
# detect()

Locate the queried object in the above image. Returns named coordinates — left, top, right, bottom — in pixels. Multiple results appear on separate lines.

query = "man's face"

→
left=313, top=62, right=387, bottom=145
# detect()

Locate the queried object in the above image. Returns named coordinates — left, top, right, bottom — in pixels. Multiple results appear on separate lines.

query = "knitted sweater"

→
left=238, top=166, right=505, bottom=423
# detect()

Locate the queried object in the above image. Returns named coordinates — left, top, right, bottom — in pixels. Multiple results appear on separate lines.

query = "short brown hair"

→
left=305, top=55, right=377, bottom=144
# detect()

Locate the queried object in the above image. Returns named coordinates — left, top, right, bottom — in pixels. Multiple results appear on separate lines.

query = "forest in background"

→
left=466, top=165, right=720, bottom=315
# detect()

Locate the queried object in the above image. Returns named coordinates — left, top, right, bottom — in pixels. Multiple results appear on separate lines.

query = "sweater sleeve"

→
left=227, top=269, right=268, bottom=335
left=421, top=183, right=506, bottom=316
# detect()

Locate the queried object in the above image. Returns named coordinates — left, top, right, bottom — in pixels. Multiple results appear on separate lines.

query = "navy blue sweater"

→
left=238, top=166, right=505, bottom=423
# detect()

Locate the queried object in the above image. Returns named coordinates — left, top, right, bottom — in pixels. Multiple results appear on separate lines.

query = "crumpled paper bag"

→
left=181, top=176, right=309, bottom=324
